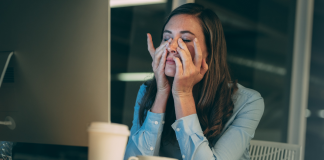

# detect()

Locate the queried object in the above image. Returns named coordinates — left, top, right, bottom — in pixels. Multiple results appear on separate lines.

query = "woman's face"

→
left=163, top=14, right=208, bottom=77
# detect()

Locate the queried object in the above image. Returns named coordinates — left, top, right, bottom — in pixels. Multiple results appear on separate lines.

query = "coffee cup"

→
left=88, top=122, right=130, bottom=160
left=128, top=155, right=178, bottom=160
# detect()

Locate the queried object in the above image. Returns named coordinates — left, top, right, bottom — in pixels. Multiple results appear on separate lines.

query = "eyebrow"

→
left=163, top=30, right=195, bottom=36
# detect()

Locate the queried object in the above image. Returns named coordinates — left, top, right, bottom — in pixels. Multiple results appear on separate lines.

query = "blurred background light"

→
left=305, top=109, right=311, bottom=118
left=318, top=110, right=324, bottom=118
left=110, top=0, right=167, bottom=8
left=227, top=55, right=287, bottom=76
left=112, top=72, right=154, bottom=81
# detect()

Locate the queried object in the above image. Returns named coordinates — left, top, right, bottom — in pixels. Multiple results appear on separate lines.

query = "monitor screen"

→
left=0, top=0, right=110, bottom=146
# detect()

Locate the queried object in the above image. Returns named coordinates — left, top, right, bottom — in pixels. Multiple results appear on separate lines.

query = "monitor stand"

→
left=0, top=52, right=13, bottom=88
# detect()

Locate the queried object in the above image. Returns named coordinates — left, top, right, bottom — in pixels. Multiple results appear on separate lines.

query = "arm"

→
left=124, top=84, right=167, bottom=159
left=171, top=93, right=264, bottom=160
left=124, top=33, right=172, bottom=159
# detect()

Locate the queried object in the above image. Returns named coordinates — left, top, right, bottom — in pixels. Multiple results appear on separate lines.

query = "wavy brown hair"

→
left=138, top=3, right=237, bottom=146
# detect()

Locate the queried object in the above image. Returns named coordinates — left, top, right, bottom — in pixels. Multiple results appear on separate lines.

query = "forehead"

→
left=164, top=14, right=203, bottom=34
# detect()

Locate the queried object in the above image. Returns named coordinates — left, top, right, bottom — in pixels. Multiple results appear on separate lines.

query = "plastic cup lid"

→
left=88, top=122, right=130, bottom=136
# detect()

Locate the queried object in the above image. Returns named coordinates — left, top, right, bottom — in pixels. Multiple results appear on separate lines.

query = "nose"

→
left=167, top=38, right=178, bottom=54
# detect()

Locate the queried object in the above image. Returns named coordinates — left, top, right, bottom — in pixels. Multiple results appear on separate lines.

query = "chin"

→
left=164, top=67, right=175, bottom=77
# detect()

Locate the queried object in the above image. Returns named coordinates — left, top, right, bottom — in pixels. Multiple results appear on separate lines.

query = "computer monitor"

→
left=0, top=0, right=110, bottom=146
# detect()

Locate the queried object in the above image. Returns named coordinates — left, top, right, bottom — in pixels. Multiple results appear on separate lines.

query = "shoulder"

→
left=218, top=83, right=264, bottom=136
left=135, top=83, right=147, bottom=102
left=234, top=83, right=262, bottom=100
left=139, top=83, right=147, bottom=93
left=211, top=83, right=264, bottom=146
left=231, top=83, right=264, bottom=116
left=133, top=83, right=148, bottom=116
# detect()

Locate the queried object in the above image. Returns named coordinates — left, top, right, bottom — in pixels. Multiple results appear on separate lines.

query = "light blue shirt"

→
left=124, top=83, right=264, bottom=160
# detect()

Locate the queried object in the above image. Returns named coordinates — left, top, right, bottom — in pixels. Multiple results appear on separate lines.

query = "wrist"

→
left=173, top=93, right=196, bottom=119
left=172, top=91, right=193, bottom=100
left=150, top=91, right=170, bottom=113
left=157, top=86, right=171, bottom=95
left=157, top=90, right=170, bottom=98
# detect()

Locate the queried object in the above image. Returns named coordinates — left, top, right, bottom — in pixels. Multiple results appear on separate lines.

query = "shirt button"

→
left=150, top=147, right=154, bottom=151
left=176, top=128, right=180, bottom=132
left=162, top=121, right=165, bottom=124
left=154, top=121, right=158, bottom=125
left=182, top=155, right=185, bottom=158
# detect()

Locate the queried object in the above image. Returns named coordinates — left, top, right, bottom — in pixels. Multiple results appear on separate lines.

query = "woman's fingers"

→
left=176, top=47, right=190, bottom=72
left=155, top=39, right=171, bottom=56
left=147, top=33, right=155, bottom=58
left=153, top=38, right=171, bottom=69
left=193, top=38, right=203, bottom=69
left=178, top=38, right=191, bottom=58
left=153, top=43, right=169, bottom=70
left=158, top=48, right=168, bottom=73
left=147, top=33, right=171, bottom=60
left=173, top=57, right=183, bottom=77
left=176, top=38, right=192, bottom=73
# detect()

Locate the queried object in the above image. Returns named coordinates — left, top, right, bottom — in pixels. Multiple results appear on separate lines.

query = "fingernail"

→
left=147, top=33, right=149, bottom=38
left=195, top=38, right=198, bottom=42
left=168, top=38, right=172, bottom=42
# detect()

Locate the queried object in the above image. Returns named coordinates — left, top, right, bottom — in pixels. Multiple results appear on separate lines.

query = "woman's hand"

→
left=172, top=38, right=209, bottom=98
left=147, top=33, right=172, bottom=94
left=147, top=33, right=171, bottom=113
left=171, top=38, right=208, bottom=119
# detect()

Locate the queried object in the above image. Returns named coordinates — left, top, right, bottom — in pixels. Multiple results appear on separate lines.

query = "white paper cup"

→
left=128, top=156, right=178, bottom=160
left=88, top=122, right=130, bottom=160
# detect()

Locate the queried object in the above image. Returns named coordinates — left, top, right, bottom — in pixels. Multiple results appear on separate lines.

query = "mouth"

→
left=166, top=57, right=175, bottom=65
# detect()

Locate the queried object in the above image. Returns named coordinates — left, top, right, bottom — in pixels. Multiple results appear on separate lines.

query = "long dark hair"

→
left=138, top=3, right=237, bottom=146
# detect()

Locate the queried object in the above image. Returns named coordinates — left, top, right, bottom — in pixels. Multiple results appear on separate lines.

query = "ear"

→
left=200, top=58, right=208, bottom=75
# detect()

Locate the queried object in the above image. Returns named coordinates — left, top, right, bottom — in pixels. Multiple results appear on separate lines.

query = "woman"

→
left=124, top=3, right=264, bottom=160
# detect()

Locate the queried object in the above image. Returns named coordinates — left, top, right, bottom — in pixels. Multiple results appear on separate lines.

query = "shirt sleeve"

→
left=124, top=84, right=166, bottom=160
left=171, top=93, right=264, bottom=160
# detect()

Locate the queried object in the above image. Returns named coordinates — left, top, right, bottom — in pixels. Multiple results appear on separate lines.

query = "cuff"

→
left=142, top=111, right=165, bottom=134
left=171, top=114, right=203, bottom=138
